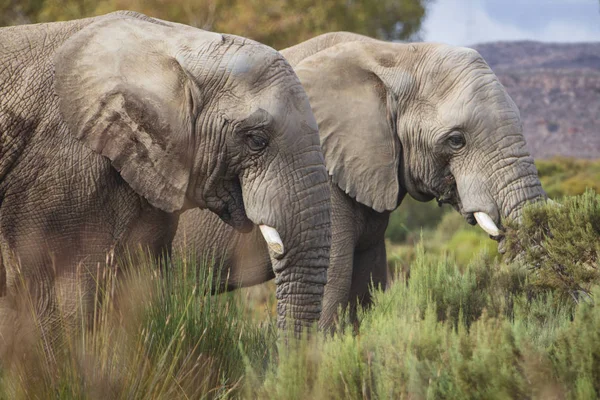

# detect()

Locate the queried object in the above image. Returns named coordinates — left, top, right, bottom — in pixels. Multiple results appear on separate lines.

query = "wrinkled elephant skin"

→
left=0, top=11, right=332, bottom=353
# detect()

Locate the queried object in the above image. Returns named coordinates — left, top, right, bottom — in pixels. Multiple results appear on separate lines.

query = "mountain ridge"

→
left=470, top=41, right=600, bottom=159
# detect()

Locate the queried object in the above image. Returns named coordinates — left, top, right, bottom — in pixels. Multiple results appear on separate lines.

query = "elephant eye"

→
left=447, top=132, right=466, bottom=150
left=246, top=132, right=269, bottom=152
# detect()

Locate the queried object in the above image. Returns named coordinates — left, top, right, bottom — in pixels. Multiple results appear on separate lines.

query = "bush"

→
left=505, top=189, right=600, bottom=301
left=245, top=246, right=599, bottom=399
left=551, top=292, right=600, bottom=398
left=536, top=158, right=600, bottom=198
left=244, top=191, right=600, bottom=399
left=386, top=197, right=450, bottom=243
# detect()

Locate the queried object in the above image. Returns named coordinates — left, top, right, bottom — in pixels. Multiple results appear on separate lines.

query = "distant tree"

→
left=0, top=0, right=45, bottom=26
left=0, top=0, right=431, bottom=48
left=217, top=0, right=429, bottom=48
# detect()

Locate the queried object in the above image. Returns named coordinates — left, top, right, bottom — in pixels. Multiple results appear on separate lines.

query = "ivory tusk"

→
left=474, top=212, right=501, bottom=237
left=259, top=225, right=285, bottom=256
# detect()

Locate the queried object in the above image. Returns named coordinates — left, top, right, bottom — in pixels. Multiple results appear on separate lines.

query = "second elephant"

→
left=174, top=32, right=547, bottom=328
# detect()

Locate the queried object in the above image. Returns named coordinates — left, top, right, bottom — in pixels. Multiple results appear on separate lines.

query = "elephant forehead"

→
left=227, top=46, right=296, bottom=85
left=450, top=74, right=517, bottom=112
left=420, top=49, right=518, bottom=120
left=418, top=45, right=489, bottom=93
left=223, top=81, right=318, bottom=133
left=429, top=43, right=482, bottom=66
left=228, top=49, right=258, bottom=77
left=433, top=78, right=521, bottom=134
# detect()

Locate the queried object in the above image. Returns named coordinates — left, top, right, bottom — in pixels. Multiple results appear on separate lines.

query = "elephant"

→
left=0, top=10, right=332, bottom=345
left=174, top=32, right=546, bottom=329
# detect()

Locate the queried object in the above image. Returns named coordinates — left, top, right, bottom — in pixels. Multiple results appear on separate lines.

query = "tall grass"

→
left=0, top=252, right=276, bottom=399
left=1, top=191, right=599, bottom=399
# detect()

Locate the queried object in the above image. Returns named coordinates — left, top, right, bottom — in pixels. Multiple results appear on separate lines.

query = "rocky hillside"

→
left=471, top=41, right=600, bottom=159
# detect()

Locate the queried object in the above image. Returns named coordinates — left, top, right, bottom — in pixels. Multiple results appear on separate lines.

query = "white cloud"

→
left=423, top=0, right=600, bottom=45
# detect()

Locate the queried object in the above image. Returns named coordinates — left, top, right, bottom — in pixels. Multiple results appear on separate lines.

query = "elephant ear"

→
left=294, top=41, right=405, bottom=212
left=54, top=16, right=202, bottom=212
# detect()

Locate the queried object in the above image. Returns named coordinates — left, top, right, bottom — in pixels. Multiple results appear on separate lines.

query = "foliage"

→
left=246, top=254, right=599, bottom=399
left=504, top=189, right=600, bottom=301
left=244, top=194, right=600, bottom=399
left=386, top=196, right=449, bottom=243
left=0, top=0, right=430, bottom=49
left=1, top=192, right=600, bottom=398
left=536, top=157, right=600, bottom=199
left=0, top=252, right=275, bottom=399
left=387, top=211, right=497, bottom=276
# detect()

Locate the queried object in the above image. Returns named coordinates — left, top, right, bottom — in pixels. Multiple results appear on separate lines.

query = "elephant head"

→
left=292, top=35, right=545, bottom=244
left=53, top=14, right=331, bottom=331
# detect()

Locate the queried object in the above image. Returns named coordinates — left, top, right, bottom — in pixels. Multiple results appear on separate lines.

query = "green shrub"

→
left=550, top=287, right=600, bottom=399
left=244, top=247, right=577, bottom=399
left=386, top=240, right=417, bottom=277
left=2, top=191, right=600, bottom=399
left=505, top=189, right=600, bottom=301
left=244, top=191, right=600, bottom=399
left=387, top=212, right=499, bottom=274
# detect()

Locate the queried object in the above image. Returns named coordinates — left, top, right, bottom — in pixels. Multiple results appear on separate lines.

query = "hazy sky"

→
left=423, top=0, right=600, bottom=46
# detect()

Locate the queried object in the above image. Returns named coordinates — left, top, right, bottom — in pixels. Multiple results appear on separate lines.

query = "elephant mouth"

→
left=435, top=185, right=506, bottom=249
left=217, top=204, right=253, bottom=233
left=210, top=177, right=253, bottom=233
left=465, top=210, right=506, bottom=252
left=435, top=188, right=461, bottom=213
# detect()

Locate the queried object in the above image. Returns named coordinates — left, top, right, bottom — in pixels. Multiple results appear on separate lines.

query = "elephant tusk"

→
left=474, top=212, right=501, bottom=237
left=259, top=225, right=285, bottom=257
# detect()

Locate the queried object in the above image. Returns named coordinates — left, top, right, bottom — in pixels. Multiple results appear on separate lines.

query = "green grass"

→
left=0, top=187, right=599, bottom=399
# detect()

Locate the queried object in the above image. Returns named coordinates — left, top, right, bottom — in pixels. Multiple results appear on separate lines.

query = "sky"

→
left=423, top=0, right=600, bottom=46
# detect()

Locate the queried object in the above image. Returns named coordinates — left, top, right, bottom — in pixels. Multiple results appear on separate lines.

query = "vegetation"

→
left=244, top=187, right=600, bottom=399
left=536, top=158, right=600, bottom=199
left=1, top=161, right=599, bottom=397
left=504, top=189, right=600, bottom=301
left=0, top=254, right=276, bottom=398
left=0, top=0, right=429, bottom=49
left=247, top=256, right=599, bottom=399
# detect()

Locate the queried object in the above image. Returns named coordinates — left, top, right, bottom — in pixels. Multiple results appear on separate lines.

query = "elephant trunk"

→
left=499, top=171, right=547, bottom=225
left=270, top=181, right=331, bottom=333
left=458, top=143, right=546, bottom=239
left=242, top=147, right=331, bottom=334
left=493, top=154, right=547, bottom=226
